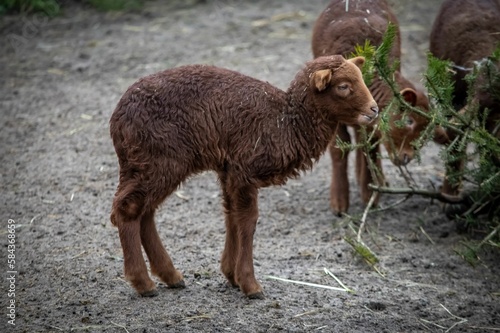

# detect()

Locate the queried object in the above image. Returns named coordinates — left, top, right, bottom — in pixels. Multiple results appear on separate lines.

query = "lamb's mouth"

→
left=354, top=111, right=378, bottom=125
left=362, top=113, right=378, bottom=121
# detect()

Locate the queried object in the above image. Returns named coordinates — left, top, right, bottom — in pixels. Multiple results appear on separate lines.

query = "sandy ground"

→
left=1, top=0, right=499, bottom=332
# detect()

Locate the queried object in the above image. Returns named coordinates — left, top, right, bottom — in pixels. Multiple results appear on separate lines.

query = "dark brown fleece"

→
left=109, top=55, right=378, bottom=298
left=430, top=0, right=500, bottom=195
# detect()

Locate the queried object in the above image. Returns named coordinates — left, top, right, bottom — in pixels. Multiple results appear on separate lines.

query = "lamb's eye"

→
left=338, top=84, right=349, bottom=91
left=406, top=117, right=414, bottom=126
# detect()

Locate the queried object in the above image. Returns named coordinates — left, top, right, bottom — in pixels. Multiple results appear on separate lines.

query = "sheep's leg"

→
left=355, top=132, right=384, bottom=206
left=220, top=173, right=263, bottom=298
left=111, top=190, right=157, bottom=296
left=329, top=123, right=351, bottom=215
left=440, top=130, right=467, bottom=217
left=140, top=210, right=185, bottom=289
left=442, top=160, right=463, bottom=195
left=118, top=220, right=158, bottom=296
left=219, top=174, right=239, bottom=287
left=441, top=129, right=464, bottom=196
left=231, top=183, right=263, bottom=299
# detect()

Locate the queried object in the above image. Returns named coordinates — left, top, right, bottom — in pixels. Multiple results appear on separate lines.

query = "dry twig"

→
left=357, top=192, right=377, bottom=242
left=368, top=184, right=463, bottom=204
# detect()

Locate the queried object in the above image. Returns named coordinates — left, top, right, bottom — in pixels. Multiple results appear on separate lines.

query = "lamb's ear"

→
left=312, top=69, right=332, bottom=92
left=400, top=88, right=418, bottom=106
left=349, top=56, right=365, bottom=69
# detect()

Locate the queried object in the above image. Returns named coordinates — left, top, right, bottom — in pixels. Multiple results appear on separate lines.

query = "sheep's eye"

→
left=406, top=117, right=414, bottom=126
left=338, top=84, right=349, bottom=91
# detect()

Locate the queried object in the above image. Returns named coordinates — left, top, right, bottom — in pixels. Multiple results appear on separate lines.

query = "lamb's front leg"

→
left=355, top=132, right=385, bottom=206
left=330, top=123, right=351, bottom=215
left=220, top=175, right=262, bottom=298
left=232, top=184, right=262, bottom=298
left=219, top=174, right=238, bottom=288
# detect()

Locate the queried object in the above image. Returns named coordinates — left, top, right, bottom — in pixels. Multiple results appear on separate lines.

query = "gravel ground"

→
left=1, top=1, right=499, bottom=332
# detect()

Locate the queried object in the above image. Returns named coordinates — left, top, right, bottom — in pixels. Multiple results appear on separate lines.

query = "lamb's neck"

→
left=281, top=83, right=336, bottom=164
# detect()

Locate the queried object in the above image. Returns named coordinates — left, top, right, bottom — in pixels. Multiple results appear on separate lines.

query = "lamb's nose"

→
left=397, top=154, right=411, bottom=166
left=370, top=105, right=379, bottom=117
left=402, top=154, right=410, bottom=166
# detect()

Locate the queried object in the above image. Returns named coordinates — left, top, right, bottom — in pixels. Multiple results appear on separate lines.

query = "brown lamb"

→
left=109, top=55, right=378, bottom=299
left=312, top=0, right=440, bottom=215
left=430, top=0, right=500, bottom=195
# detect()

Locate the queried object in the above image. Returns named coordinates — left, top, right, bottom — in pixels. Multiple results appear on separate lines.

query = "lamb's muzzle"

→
left=366, top=105, right=379, bottom=121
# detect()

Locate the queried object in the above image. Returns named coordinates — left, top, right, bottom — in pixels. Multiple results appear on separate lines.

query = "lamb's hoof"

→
left=225, top=279, right=239, bottom=289
left=247, top=291, right=265, bottom=300
left=168, top=279, right=186, bottom=289
left=331, top=207, right=347, bottom=217
left=444, top=193, right=473, bottom=221
left=445, top=203, right=467, bottom=219
left=140, top=289, right=159, bottom=297
left=330, top=201, right=347, bottom=217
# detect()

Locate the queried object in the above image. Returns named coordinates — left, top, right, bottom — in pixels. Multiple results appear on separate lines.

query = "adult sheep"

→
left=430, top=0, right=500, bottom=196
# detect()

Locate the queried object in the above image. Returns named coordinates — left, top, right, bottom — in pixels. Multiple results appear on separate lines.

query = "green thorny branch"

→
left=343, top=24, right=500, bottom=264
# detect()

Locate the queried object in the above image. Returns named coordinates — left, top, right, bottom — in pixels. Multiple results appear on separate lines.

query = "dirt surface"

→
left=1, top=0, right=499, bottom=332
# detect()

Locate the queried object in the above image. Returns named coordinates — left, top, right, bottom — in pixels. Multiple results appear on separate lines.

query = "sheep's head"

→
left=381, top=87, right=433, bottom=166
left=310, top=55, right=378, bottom=126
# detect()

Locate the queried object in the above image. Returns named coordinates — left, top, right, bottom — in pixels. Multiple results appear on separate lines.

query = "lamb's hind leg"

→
left=111, top=181, right=156, bottom=296
left=140, top=210, right=185, bottom=290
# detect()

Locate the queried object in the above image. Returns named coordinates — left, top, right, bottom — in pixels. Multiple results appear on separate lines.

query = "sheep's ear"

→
left=349, top=56, right=365, bottom=69
left=312, top=69, right=332, bottom=92
left=400, top=88, right=417, bottom=106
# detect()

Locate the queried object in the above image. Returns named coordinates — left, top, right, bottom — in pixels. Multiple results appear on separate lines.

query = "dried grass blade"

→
left=323, top=267, right=354, bottom=293
left=264, top=275, right=348, bottom=292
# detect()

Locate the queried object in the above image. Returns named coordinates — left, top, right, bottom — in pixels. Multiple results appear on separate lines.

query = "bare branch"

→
left=368, top=184, right=464, bottom=204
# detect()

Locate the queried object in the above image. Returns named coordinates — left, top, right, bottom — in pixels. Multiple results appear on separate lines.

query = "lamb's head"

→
left=309, top=55, right=378, bottom=126
left=382, top=87, right=432, bottom=166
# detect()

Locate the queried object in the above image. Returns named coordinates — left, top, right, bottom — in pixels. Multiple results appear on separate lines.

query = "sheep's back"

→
left=109, top=65, right=289, bottom=172
left=430, top=0, right=500, bottom=108
left=430, top=0, right=500, bottom=67
left=312, top=0, right=401, bottom=62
